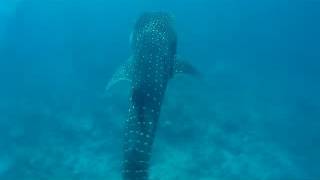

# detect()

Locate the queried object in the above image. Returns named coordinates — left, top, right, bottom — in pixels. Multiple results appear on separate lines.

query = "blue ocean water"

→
left=0, top=0, right=319, bottom=179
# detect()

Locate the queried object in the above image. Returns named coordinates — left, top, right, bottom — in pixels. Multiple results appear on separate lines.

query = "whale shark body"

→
left=107, top=12, right=198, bottom=180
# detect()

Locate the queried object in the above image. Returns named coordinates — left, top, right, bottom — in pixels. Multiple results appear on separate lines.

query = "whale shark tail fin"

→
left=174, top=56, right=201, bottom=78
left=105, top=57, right=134, bottom=91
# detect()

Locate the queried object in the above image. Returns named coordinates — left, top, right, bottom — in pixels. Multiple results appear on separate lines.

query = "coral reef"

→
left=0, top=72, right=305, bottom=180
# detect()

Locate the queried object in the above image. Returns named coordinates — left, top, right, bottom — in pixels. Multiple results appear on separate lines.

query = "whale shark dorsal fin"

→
left=106, top=57, right=134, bottom=91
left=174, top=56, right=200, bottom=77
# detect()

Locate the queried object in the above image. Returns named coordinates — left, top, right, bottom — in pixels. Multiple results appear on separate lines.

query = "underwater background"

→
left=0, top=0, right=319, bottom=179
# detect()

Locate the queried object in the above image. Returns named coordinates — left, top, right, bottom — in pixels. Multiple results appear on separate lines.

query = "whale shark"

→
left=107, top=12, right=198, bottom=180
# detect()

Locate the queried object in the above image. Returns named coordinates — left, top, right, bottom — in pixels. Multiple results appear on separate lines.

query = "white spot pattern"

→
left=122, top=12, right=177, bottom=180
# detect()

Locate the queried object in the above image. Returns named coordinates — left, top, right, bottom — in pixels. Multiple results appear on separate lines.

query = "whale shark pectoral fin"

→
left=173, top=58, right=200, bottom=78
left=105, top=57, right=134, bottom=91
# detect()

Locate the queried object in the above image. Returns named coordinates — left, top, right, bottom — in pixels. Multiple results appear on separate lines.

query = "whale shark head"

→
left=131, top=12, right=177, bottom=55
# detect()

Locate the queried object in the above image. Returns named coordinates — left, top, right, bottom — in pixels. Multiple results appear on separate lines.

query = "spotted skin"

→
left=107, top=12, right=197, bottom=180
left=122, top=12, right=177, bottom=180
